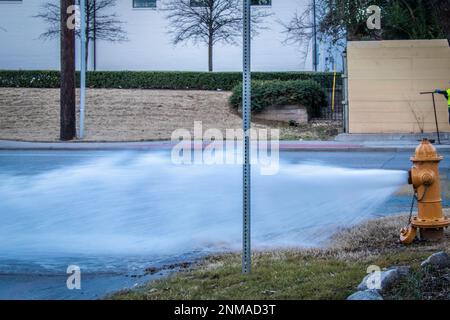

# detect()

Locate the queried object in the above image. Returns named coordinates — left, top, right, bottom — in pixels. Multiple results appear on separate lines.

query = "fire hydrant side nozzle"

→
left=400, top=138, right=449, bottom=244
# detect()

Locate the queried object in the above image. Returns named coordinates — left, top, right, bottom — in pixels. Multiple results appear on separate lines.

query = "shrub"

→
left=0, top=70, right=341, bottom=91
left=0, top=70, right=60, bottom=88
left=229, top=79, right=327, bottom=117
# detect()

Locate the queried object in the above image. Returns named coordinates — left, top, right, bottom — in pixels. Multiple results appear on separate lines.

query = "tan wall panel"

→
left=348, top=66, right=450, bottom=80
left=350, top=58, right=413, bottom=71
left=413, top=80, right=450, bottom=92
left=348, top=90, right=450, bottom=104
left=413, top=58, right=450, bottom=70
left=348, top=39, right=450, bottom=134
left=350, top=122, right=450, bottom=134
left=348, top=80, right=414, bottom=100
left=348, top=39, right=448, bottom=49
left=350, top=122, right=421, bottom=133
left=350, top=112, right=449, bottom=125
left=349, top=47, right=450, bottom=59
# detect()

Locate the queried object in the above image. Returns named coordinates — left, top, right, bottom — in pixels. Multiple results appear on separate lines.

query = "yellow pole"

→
left=331, top=64, right=337, bottom=113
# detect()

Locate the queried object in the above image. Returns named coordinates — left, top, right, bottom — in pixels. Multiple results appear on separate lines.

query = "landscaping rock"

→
left=357, top=266, right=410, bottom=292
left=420, top=252, right=450, bottom=269
left=347, top=289, right=383, bottom=300
left=252, top=105, right=309, bottom=124
left=395, top=266, right=411, bottom=276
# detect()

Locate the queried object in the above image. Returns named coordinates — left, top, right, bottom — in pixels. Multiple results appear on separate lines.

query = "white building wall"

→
left=0, top=0, right=320, bottom=71
left=0, top=0, right=60, bottom=70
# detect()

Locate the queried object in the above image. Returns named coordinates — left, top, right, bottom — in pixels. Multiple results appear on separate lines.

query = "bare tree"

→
left=280, top=1, right=336, bottom=71
left=280, top=0, right=344, bottom=64
left=164, top=0, right=271, bottom=72
left=282, top=0, right=445, bottom=54
left=406, top=97, right=425, bottom=133
left=280, top=6, right=315, bottom=60
left=35, top=0, right=127, bottom=69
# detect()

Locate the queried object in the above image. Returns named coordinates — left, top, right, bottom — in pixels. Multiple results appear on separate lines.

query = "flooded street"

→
left=0, top=150, right=448, bottom=299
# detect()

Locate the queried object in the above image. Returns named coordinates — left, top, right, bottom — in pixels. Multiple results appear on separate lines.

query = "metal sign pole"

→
left=79, top=0, right=86, bottom=139
left=342, top=50, right=349, bottom=133
left=431, top=93, right=441, bottom=145
left=242, top=0, right=251, bottom=275
left=420, top=92, right=441, bottom=145
left=312, top=0, right=318, bottom=72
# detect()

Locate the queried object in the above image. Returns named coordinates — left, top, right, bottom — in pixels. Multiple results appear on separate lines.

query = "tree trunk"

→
left=60, top=0, right=76, bottom=140
left=208, top=37, right=213, bottom=72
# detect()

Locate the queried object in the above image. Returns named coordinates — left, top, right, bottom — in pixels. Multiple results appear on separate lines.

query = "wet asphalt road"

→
left=0, top=149, right=449, bottom=176
left=0, top=149, right=448, bottom=299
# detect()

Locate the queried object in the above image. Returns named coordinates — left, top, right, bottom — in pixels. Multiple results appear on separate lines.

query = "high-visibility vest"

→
left=447, top=89, right=450, bottom=107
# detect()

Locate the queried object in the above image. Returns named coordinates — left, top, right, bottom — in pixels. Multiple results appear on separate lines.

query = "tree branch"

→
left=34, top=0, right=128, bottom=42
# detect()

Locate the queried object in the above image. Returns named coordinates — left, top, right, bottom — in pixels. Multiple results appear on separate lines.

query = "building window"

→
left=251, top=0, right=271, bottom=5
left=133, top=0, right=156, bottom=8
left=190, top=0, right=272, bottom=7
left=190, top=0, right=205, bottom=7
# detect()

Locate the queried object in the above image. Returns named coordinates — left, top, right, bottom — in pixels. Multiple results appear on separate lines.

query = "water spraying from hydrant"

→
left=0, top=153, right=407, bottom=257
left=400, top=139, right=450, bottom=244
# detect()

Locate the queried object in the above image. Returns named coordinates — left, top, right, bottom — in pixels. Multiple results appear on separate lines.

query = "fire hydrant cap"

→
left=410, top=138, right=443, bottom=162
left=400, top=225, right=417, bottom=244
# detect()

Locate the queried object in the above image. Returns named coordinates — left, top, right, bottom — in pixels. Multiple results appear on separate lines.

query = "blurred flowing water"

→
left=0, top=151, right=408, bottom=299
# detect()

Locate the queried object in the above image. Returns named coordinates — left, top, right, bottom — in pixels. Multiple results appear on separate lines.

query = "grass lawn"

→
left=110, top=211, right=450, bottom=300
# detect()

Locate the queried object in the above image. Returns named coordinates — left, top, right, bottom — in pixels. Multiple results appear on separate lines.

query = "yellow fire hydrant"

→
left=400, top=138, right=449, bottom=244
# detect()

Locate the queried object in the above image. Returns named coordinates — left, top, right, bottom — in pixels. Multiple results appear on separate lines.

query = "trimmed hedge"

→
left=229, top=80, right=327, bottom=117
left=0, top=70, right=341, bottom=91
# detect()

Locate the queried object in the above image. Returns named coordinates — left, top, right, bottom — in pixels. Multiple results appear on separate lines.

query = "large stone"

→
left=357, top=266, right=410, bottom=292
left=393, top=266, right=411, bottom=277
left=421, top=252, right=450, bottom=269
left=347, top=289, right=383, bottom=300
left=252, top=105, right=309, bottom=124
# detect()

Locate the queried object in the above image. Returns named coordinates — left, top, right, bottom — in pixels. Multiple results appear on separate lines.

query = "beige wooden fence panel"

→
left=347, top=40, right=450, bottom=133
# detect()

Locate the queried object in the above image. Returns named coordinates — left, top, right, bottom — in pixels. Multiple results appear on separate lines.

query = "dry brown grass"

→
left=110, top=211, right=450, bottom=300
left=0, top=88, right=340, bottom=142
left=330, top=214, right=408, bottom=253
left=0, top=88, right=239, bottom=141
left=330, top=209, right=450, bottom=255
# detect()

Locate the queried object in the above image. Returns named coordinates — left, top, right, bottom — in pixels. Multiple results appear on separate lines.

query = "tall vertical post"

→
left=79, top=0, right=87, bottom=139
left=242, top=0, right=252, bottom=275
left=420, top=92, right=442, bottom=145
left=60, top=0, right=76, bottom=141
left=342, top=50, right=349, bottom=133
left=93, top=0, right=97, bottom=71
left=312, top=0, right=318, bottom=72
left=431, top=93, right=441, bottom=145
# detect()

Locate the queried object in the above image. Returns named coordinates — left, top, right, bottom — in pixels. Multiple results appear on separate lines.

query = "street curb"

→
left=0, top=143, right=450, bottom=152
left=1, top=140, right=449, bottom=152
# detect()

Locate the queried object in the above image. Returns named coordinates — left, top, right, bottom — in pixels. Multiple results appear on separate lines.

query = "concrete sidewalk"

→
left=334, top=133, right=450, bottom=152
left=1, top=139, right=450, bottom=152
left=336, top=133, right=450, bottom=144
